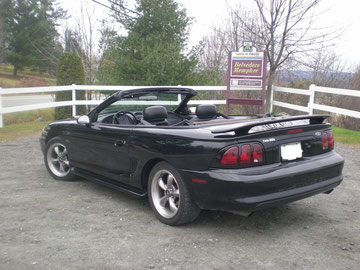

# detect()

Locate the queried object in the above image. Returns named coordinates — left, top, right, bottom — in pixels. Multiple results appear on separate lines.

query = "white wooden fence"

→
left=0, top=85, right=227, bottom=128
left=270, top=84, right=360, bottom=118
left=0, top=84, right=359, bottom=128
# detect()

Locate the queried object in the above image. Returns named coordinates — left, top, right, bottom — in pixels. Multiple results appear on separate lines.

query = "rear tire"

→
left=44, top=137, right=76, bottom=181
left=148, top=162, right=200, bottom=226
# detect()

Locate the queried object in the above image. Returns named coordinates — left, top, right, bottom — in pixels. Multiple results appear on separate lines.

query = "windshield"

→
left=100, top=91, right=187, bottom=114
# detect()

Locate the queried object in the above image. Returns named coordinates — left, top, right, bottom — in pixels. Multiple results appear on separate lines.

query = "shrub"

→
left=55, top=52, right=85, bottom=120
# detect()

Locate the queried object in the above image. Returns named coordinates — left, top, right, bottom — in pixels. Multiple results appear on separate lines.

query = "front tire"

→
left=148, top=162, right=200, bottom=226
left=44, top=137, right=76, bottom=181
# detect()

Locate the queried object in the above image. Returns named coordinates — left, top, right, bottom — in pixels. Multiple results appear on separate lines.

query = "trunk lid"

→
left=208, top=115, right=329, bottom=135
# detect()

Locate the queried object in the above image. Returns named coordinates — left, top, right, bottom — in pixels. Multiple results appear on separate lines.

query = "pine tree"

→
left=0, top=0, right=65, bottom=76
left=97, top=0, right=198, bottom=86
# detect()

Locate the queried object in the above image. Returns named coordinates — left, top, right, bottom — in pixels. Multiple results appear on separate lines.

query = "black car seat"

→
left=142, top=106, right=169, bottom=126
left=194, top=104, right=218, bottom=121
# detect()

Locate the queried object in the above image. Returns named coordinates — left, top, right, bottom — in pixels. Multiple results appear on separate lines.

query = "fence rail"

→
left=271, top=84, right=360, bottom=118
left=0, top=85, right=228, bottom=128
left=1, top=84, right=359, bottom=128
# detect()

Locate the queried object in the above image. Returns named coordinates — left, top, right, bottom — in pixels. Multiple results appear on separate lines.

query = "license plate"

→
left=281, top=142, right=303, bottom=161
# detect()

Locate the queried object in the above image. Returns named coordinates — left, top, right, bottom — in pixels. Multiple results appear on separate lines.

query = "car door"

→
left=65, top=122, right=132, bottom=184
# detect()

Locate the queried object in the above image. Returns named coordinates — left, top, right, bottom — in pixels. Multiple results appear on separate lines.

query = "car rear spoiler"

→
left=210, top=115, right=330, bottom=134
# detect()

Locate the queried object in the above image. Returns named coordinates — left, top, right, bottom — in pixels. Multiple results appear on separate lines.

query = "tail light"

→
left=252, top=143, right=264, bottom=163
left=322, top=132, right=328, bottom=150
left=322, top=130, right=334, bottom=151
left=219, top=143, right=265, bottom=167
left=240, top=144, right=251, bottom=165
left=221, top=146, right=238, bottom=165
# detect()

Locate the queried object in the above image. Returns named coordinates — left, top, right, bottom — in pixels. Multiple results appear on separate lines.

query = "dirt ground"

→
left=0, top=135, right=359, bottom=270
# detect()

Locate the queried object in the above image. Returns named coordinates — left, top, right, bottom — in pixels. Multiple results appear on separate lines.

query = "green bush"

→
left=55, top=52, right=86, bottom=120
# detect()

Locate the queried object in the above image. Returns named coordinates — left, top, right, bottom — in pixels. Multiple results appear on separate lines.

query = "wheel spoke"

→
left=169, top=197, right=178, bottom=212
left=50, top=157, right=59, bottom=163
left=158, top=178, right=167, bottom=191
left=59, top=162, right=65, bottom=172
left=61, top=148, right=67, bottom=157
left=54, top=146, right=61, bottom=156
left=63, top=160, right=70, bottom=166
left=167, top=174, right=174, bottom=188
left=159, top=195, right=168, bottom=207
left=172, top=189, right=179, bottom=198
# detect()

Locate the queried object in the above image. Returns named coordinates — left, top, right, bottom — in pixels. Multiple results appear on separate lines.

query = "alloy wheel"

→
left=46, top=143, right=70, bottom=177
left=151, top=169, right=180, bottom=219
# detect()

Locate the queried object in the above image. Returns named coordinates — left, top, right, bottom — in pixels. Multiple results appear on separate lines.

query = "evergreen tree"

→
left=0, top=13, right=5, bottom=64
left=0, top=0, right=65, bottom=76
left=97, top=0, right=198, bottom=86
left=55, top=52, right=86, bottom=120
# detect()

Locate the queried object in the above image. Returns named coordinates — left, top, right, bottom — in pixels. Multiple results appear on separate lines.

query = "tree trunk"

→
left=13, top=66, right=17, bottom=77
left=265, top=68, right=276, bottom=113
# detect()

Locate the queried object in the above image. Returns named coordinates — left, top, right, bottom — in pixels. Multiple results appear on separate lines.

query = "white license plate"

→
left=281, top=142, right=303, bottom=161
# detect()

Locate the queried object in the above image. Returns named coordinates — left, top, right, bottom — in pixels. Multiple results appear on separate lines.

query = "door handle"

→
left=114, top=140, right=126, bottom=147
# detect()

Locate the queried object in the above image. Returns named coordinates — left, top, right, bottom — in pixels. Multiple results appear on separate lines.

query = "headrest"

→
left=196, top=104, right=217, bottom=119
left=143, top=106, right=168, bottom=122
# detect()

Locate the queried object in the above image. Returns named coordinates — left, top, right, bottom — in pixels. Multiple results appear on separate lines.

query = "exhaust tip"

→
left=324, top=189, right=334, bottom=194
left=229, top=211, right=253, bottom=217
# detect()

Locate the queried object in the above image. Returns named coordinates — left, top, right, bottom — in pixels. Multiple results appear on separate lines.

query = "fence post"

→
left=72, top=84, right=76, bottom=117
left=308, top=84, right=315, bottom=115
left=0, top=87, right=3, bottom=128
left=270, top=85, right=274, bottom=114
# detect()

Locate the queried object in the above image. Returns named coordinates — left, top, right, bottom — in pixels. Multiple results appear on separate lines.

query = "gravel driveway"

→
left=0, top=135, right=359, bottom=270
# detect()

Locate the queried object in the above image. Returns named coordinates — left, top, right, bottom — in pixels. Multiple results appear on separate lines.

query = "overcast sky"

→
left=59, top=0, right=360, bottom=71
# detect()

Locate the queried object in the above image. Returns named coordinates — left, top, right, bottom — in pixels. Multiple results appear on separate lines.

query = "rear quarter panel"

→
left=128, top=127, right=238, bottom=188
left=129, top=127, right=236, bottom=169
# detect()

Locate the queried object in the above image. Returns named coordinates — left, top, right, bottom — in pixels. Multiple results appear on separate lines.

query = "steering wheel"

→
left=112, top=111, right=138, bottom=125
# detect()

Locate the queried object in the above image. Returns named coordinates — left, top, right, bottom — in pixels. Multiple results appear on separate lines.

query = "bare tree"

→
left=225, top=7, right=264, bottom=53
left=63, top=27, right=83, bottom=55
left=59, top=0, right=101, bottom=84
left=199, top=27, right=228, bottom=83
left=198, top=5, right=267, bottom=114
left=234, top=0, right=340, bottom=112
left=303, top=48, right=350, bottom=88
left=353, top=65, right=360, bottom=90
left=199, top=6, right=263, bottom=84
left=73, top=0, right=100, bottom=84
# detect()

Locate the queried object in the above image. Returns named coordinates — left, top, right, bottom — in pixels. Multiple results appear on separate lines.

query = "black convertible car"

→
left=40, top=87, right=344, bottom=225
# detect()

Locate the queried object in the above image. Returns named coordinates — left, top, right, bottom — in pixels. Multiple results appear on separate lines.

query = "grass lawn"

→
left=4, top=109, right=55, bottom=125
left=0, top=64, right=56, bottom=88
left=0, top=64, right=54, bottom=79
left=0, top=109, right=55, bottom=141
left=0, top=121, right=50, bottom=141
left=0, top=76, right=25, bottom=88
left=0, top=73, right=56, bottom=88
left=332, top=126, right=360, bottom=147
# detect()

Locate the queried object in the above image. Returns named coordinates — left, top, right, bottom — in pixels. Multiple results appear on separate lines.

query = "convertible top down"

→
left=40, top=87, right=344, bottom=225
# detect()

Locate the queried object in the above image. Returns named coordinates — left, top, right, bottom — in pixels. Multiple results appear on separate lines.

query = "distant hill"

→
left=277, top=70, right=353, bottom=86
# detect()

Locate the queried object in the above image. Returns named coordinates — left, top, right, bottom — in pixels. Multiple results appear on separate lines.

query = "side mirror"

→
left=77, top=115, right=90, bottom=125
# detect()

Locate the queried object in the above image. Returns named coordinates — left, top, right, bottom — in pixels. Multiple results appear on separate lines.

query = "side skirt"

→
left=71, top=167, right=147, bottom=198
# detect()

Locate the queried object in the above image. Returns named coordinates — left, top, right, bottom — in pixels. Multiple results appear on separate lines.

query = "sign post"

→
left=226, top=48, right=267, bottom=115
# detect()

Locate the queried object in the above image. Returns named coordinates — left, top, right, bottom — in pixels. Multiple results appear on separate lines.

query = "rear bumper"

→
left=179, top=151, right=344, bottom=213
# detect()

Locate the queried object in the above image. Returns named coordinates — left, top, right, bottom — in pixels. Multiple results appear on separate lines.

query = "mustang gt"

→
left=40, top=87, right=344, bottom=225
